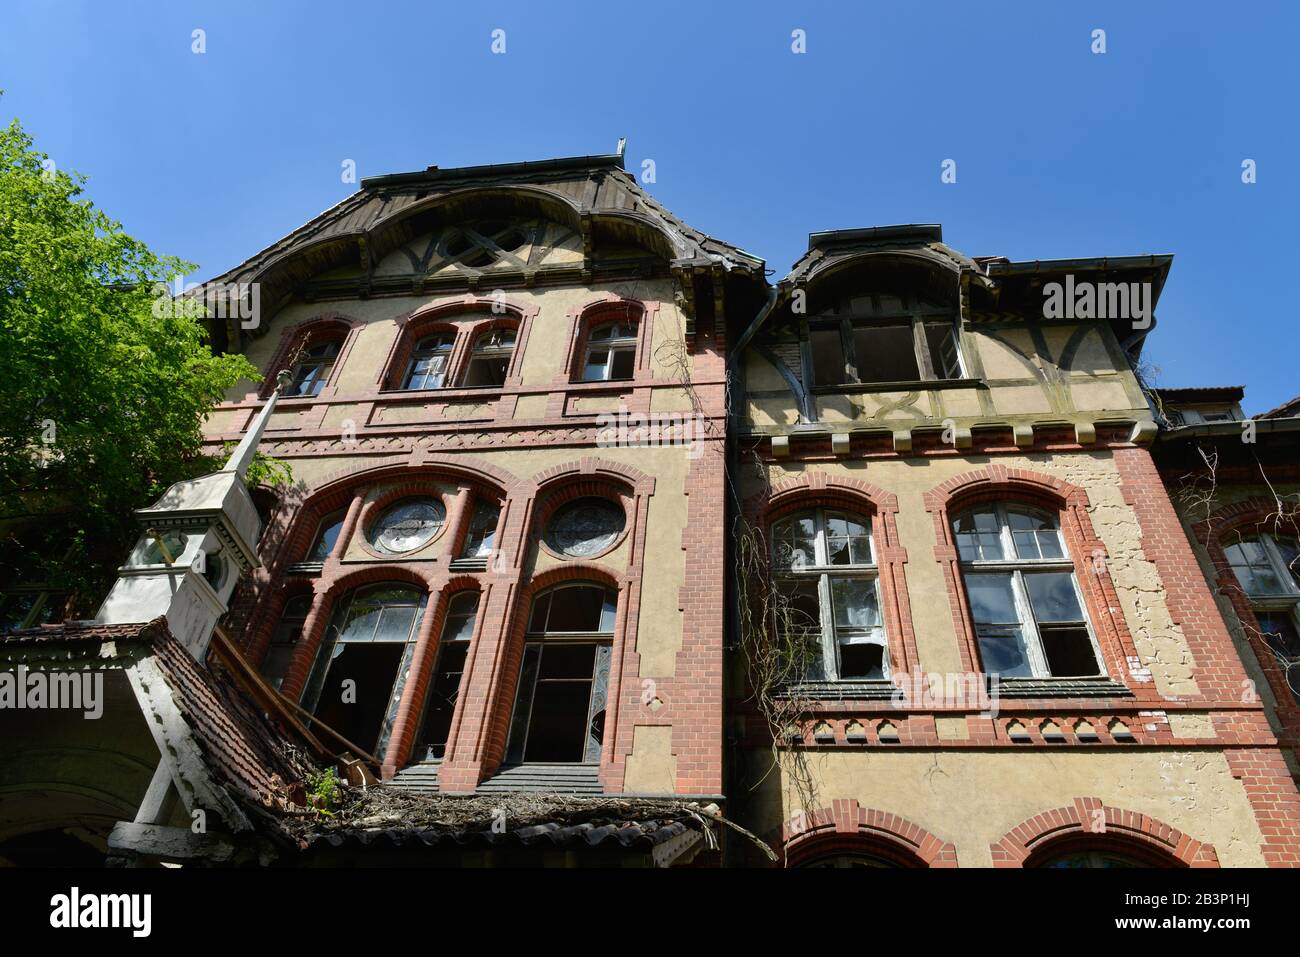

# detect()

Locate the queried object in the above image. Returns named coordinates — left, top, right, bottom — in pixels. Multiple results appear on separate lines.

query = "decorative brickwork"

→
left=990, top=797, right=1219, bottom=867
left=781, top=798, right=959, bottom=868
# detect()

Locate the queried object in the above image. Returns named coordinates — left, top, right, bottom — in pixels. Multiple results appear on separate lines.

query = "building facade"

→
left=2, top=153, right=1298, bottom=867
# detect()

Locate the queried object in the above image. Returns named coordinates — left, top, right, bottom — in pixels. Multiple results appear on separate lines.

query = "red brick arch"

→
left=561, top=293, right=657, bottom=385
left=991, top=797, right=1219, bottom=867
left=924, top=465, right=1141, bottom=679
left=780, top=798, right=958, bottom=868
left=379, top=294, right=539, bottom=391
left=749, top=472, right=917, bottom=675
left=257, top=312, right=363, bottom=399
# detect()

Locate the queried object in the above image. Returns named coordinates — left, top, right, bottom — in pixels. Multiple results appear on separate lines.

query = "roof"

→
left=1260, top=394, right=1300, bottom=420
left=291, top=789, right=726, bottom=864
left=198, top=151, right=764, bottom=338
left=783, top=223, right=981, bottom=288
left=1153, top=386, right=1246, bottom=404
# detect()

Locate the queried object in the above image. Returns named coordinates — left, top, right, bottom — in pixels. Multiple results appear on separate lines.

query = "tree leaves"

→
left=0, top=110, right=258, bottom=612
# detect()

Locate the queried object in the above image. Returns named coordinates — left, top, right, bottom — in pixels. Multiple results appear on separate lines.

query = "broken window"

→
left=770, top=508, right=886, bottom=681
left=403, top=332, right=455, bottom=390
left=953, top=504, right=1101, bottom=678
left=505, top=583, right=615, bottom=764
left=809, top=291, right=963, bottom=387
left=461, top=328, right=515, bottom=387
left=302, top=584, right=428, bottom=757
left=1223, top=532, right=1300, bottom=703
left=460, top=501, right=501, bottom=559
left=582, top=321, right=637, bottom=382
left=414, top=591, right=481, bottom=761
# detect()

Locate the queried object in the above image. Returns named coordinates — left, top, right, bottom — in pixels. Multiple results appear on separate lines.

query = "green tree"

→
left=0, top=107, right=262, bottom=618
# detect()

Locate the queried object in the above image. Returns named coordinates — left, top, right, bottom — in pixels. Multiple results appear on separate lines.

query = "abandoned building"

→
left=1, top=152, right=1298, bottom=867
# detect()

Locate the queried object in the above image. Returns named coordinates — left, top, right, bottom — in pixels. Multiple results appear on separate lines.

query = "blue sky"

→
left=3, top=1, right=1295, bottom=413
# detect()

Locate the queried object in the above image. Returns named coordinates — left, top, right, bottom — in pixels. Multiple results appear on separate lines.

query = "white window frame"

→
left=461, top=327, right=516, bottom=388
left=582, top=321, right=637, bottom=382
left=955, top=503, right=1105, bottom=679
left=771, top=507, right=888, bottom=681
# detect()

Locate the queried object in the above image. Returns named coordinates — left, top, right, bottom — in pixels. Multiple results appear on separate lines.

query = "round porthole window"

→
left=368, top=498, right=446, bottom=554
left=544, top=498, right=625, bottom=558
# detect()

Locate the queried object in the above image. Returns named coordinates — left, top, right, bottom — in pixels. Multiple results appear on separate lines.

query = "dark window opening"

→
left=809, top=290, right=961, bottom=386
left=414, top=593, right=479, bottom=761
left=506, top=583, right=614, bottom=764
left=312, top=643, right=406, bottom=756
left=838, top=642, right=885, bottom=680
left=852, top=324, right=918, bottom=382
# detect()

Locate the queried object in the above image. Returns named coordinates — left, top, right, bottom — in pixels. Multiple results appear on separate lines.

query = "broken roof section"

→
left=1, top=617, right=318, bottom=837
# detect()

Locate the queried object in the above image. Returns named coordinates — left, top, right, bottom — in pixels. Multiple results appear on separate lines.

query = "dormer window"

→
left=287, top=339, right=341, bottom=397
left=809, top=292, right=963, bottom=387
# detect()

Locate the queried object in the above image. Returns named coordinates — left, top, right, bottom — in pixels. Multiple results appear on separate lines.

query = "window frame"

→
left=1223, top=531, right=1300, bottom=696
left=581, top=320, right=639, bottom=383
left=770, top=507, right=888, bottom=681
left=413, top=591, right=482, bottom=762
left=505, top=582, right=617, bottom=765
left=402, top=331, right=456, bottom=391
left=302, top=583, right=430, bottom=757
left=808, top=292, right=964, bottom=388
left=953, top=502, right=1105, bottom=680
left=460, top=327, right=517, bottom=389
left=287, top=338, right=343, bottom=397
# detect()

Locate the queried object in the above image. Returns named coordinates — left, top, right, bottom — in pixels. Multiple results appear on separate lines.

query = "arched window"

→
left=770, top=508, right=885, bottom=681
left=403, top=332, right=455, bottom=390
left=307, top=510, right=346, bottom=562
left=461, top=327, right=516, bottom=388
left=287, top=339, right=342, bottom=397
left=582, top=320, right=637, bottom=382
left=952, top=503, right=1101, bottom=678
left=302, top=584, right=428, bottom=757
left=413, top=592, right=481, bottom=762
left=262, top=594, right=312, bottom=690
left=1223, top=532, right=1300, bottom=699
left=505, top=583, right=616, bottom=764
